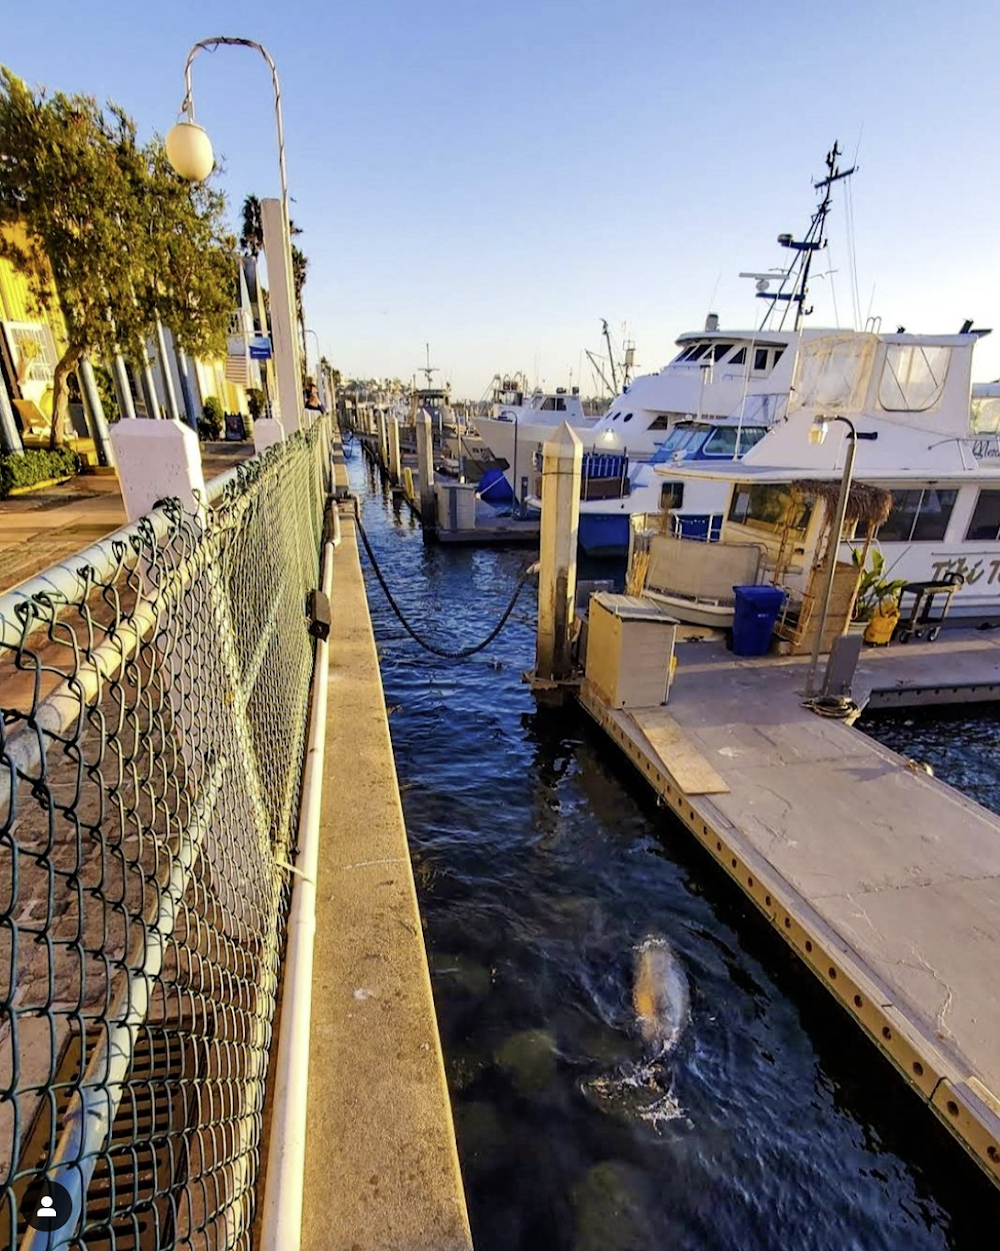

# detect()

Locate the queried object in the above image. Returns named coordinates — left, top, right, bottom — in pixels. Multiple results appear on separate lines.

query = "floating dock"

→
left=359, top=428, right=541, bottom=545
left=579, top=630, right=1000, bottom=1186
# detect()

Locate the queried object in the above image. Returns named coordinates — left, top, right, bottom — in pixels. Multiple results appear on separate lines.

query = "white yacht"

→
left=475, top=379, right=593, bottom=499
left=532, top=144, right=859, bottom=555
left=639, top=325, right=1000, bottom=624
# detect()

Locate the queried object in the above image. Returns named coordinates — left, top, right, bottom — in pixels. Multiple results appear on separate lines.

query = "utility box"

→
left=436, top=482, right=477, bottom=532
left=585, top=593, right=678, bottom=709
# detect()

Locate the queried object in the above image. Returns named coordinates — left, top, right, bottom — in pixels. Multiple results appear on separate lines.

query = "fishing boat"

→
left=631, top=322, right=1000, bottom=628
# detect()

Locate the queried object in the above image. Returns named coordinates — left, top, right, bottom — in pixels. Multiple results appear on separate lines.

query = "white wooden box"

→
left=585, top=593, right=677, bottom=709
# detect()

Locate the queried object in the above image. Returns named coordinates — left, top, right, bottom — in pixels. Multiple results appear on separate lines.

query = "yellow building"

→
left=1, top=222, right=256, bottom=439
left=0, top=223, right=66, bottom=430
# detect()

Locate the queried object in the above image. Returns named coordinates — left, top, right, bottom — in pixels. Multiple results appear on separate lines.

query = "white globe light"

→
left=165, top=121, right=215, bottom=182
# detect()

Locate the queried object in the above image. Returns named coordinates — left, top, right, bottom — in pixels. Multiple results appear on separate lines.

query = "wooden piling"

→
left=535, top=422, right=582, bottom=683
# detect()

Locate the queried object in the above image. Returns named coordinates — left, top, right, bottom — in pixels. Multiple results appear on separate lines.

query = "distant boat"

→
left=475, top=379, right=594, bottom=500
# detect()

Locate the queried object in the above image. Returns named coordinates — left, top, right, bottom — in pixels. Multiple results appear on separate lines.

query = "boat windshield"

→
left=653, top=423, right=710, bottom=459
left=651, top=422, right=770, bottom=463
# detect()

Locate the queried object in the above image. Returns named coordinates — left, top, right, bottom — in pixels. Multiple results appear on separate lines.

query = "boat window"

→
left=554, top=397, right=566, bottom=411
left=728, top=483, right=812, bottom=536
left=771, top=347, right=785, bottom=367
left=966, top=489, right=1000, bottom=541
left=687, top=344, right=712, bottom=361
left=729, top=347, right=746, bottom=366
left=736, top=426, right=768, bottom=453
left=879, top=487, right=957, bottom=542
left=711, top=342, right=734, bottom=361
left=623, top=413, right=634, bottom=423
left=878, top=345, right=950, bottom=412
left=660, top=481, right=685, bottom=510
left=649, top=411, right=687, bottom=430
left=540, top=397, right=556, bottom=411
left=703, top=427, right=740, bottom=457
left=972, top=397, right=1000, bottom=433
left=753, top=348, right=769, bottom=371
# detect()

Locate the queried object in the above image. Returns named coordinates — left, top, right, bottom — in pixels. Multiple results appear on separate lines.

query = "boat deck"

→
left=579, top=631, right=1000, bottom=1186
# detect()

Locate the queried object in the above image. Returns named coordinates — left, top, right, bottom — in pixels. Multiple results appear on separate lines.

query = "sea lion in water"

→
left=632, top=935, right=690, bottom=1055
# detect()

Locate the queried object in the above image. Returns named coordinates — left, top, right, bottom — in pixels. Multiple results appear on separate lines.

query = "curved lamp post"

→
left=805, top=415, right=877, bottom=696
left=167, top=37, right=301, bottom=437
left=166, top=36, right=289, bottom=222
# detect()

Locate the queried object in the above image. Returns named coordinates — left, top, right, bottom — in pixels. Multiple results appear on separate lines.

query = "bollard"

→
left=111, top=419, right=207, bottom=522
left=388, top=416, right=402, bottom=484
left=254, top=417, right=286, bottom=454
left=415, top=410, right=436, bottom=535
left=535, top=422, right=582, bottom=684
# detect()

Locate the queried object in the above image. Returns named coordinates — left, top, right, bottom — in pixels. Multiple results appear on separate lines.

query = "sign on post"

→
left=250, top=336, right=272, bottom=361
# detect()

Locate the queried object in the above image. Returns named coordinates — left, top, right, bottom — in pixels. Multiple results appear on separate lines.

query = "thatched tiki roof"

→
left=793, top=479, right=894, bottom=531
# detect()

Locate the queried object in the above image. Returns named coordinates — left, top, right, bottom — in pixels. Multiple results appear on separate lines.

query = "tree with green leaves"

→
left=240, top=193, right=263, bottom=258
left=0, top=67, right=233, bottom=446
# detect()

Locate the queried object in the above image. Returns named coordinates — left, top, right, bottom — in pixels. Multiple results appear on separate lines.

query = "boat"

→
left=632, top=322, right=1000, bottom=627
left=537, top=144, right=859, bottom=557
left=475, top=377, right=593, bottom=504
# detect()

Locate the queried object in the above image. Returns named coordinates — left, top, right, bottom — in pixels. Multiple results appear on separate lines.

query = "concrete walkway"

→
left=300, top=452, right=472, bottom=1250
left=0, top=442, right=255, bottom=595
left=580, top=635, right=1000, bottom=1186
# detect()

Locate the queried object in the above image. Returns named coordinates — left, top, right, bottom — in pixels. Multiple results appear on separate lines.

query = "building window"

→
left=660, top=481, right=684, bottom=510
left=728, top=483, right=812, bottom=537
left=879, top=487, right=957, bottom=542
left=966, top=489, right=1000, bottom=541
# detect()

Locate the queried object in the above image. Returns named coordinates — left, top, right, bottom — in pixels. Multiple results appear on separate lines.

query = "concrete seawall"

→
left=300, top=447, right=473, bottom=1250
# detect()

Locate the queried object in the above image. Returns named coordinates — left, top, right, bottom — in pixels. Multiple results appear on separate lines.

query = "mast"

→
left=747, top=142, right=856, bottom=332
left=419, top=342, right=439, bottom=389
left=601, top=319, right=620, bottom=392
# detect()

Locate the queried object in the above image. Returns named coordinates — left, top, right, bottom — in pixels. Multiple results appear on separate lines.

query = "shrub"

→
left=198, top=396, right=224, bottom=442
left=246, top=388, right=264, bottom=420
left=0, top=447, right=80, bottom=498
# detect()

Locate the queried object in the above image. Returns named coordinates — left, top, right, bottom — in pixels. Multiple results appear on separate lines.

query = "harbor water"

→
left=350, top=454, right=1000, bottom=1251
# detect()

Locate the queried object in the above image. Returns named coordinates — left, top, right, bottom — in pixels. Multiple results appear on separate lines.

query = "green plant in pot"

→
left=851, top=548, right=907, bottom=623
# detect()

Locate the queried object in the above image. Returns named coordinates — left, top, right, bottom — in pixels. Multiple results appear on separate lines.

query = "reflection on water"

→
left=351, top=455, right=1000, bottom=1250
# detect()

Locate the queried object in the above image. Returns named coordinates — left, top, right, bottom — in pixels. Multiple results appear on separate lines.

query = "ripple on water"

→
left=351, top=457, right=1000, bottom=1251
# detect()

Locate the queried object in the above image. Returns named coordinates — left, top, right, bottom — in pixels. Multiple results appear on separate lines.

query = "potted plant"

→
left=851, top=549, right=906, bottom=643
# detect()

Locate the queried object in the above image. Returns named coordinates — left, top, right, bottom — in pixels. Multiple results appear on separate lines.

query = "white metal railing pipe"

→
left=259, top=532, right=335, bottom=1251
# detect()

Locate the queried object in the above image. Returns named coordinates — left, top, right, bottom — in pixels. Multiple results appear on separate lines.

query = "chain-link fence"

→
left=1, top=419, right=331, bottom=1249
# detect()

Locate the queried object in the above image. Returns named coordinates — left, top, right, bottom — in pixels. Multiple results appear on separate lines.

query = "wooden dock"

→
left=578, top=630, right=1000, bottom=1187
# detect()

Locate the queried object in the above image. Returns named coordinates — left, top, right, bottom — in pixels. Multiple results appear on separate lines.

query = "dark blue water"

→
left=350, top=454, right=1000, bottom=1251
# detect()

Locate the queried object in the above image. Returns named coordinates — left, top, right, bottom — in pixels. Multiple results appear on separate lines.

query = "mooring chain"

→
left=351, top=497, right=532, bottom=660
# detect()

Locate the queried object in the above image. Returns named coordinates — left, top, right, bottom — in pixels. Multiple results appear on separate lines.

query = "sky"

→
left=4, top=0, right=1000, bottom=397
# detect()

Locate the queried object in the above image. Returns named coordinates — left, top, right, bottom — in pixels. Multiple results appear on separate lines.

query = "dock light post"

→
left=166, top=37, right=302, bottom=441
left=804, top=415, right=877, bottom=696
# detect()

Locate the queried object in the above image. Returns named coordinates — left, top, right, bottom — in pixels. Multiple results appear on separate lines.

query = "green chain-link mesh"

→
left=0, top=420, right=330, bottom=1249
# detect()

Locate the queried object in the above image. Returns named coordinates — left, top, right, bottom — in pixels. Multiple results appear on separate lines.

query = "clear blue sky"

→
left=5, top=1, right=1000, bottom=396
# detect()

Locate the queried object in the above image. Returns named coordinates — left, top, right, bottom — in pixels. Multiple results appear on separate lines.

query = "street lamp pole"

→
left=166, top=37, right=302, bottom=440
left=805, top=415, right=858, bottom=697
left=177, top=37, right=290, bottom=226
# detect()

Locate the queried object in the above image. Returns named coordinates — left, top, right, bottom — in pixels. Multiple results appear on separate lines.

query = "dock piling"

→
left=535, top=422, right=582, bottom=683
left=416, top=411, right=437, bottom=535
left=375, top=410, right=388, bottom=471
left=388, top=417, right=402, bottom=484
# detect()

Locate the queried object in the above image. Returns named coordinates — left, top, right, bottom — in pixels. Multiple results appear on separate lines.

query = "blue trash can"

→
left=732, top=585, right=786, bottom=657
